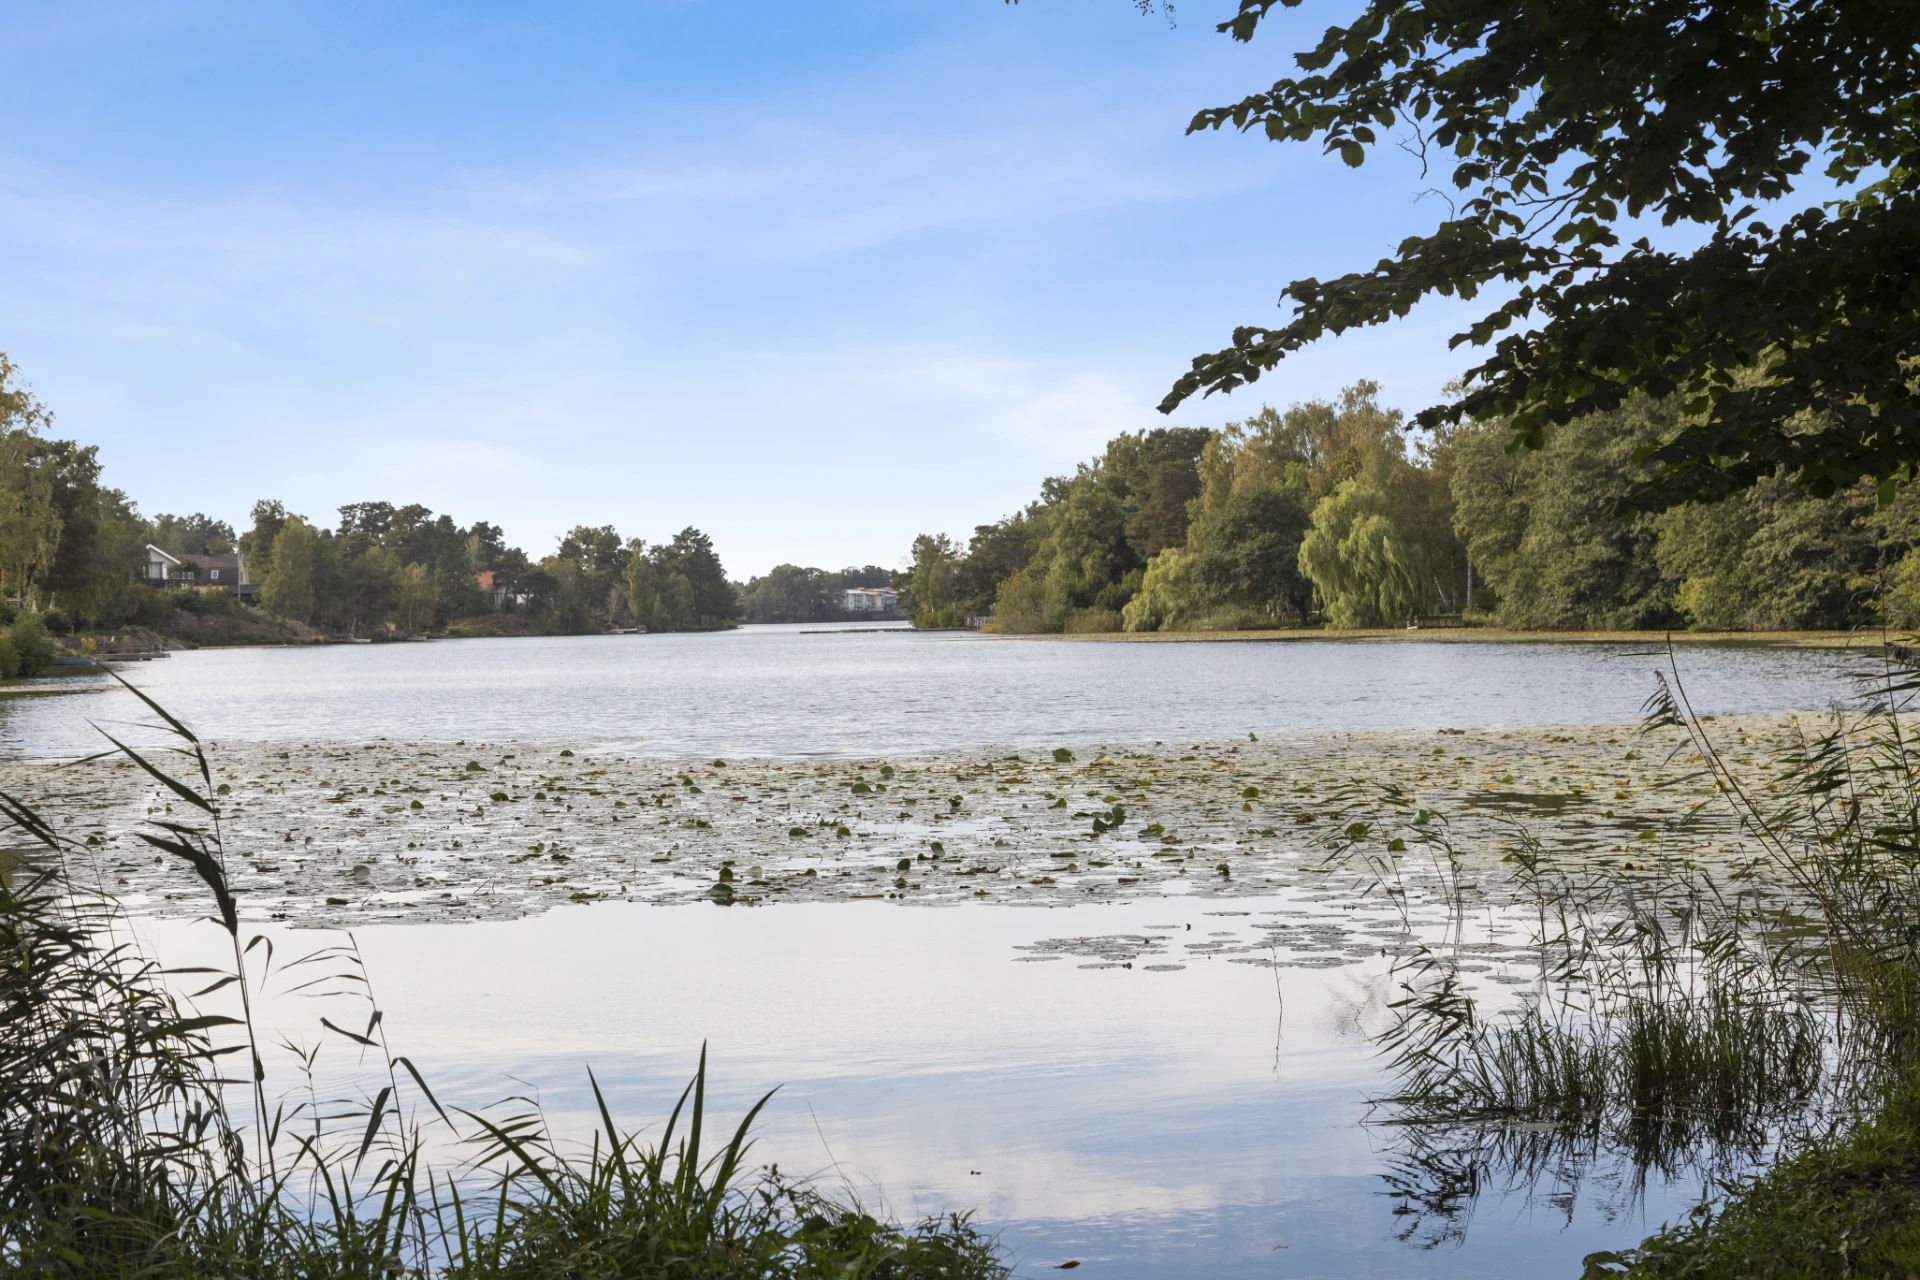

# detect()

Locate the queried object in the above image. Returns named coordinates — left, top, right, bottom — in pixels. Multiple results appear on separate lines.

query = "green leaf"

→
left=134, top=830, right=237, bottom=935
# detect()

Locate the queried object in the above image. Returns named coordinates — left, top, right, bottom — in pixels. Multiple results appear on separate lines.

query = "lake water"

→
left=0, top=624, right=1863, bottom=760
left=34, top=630, right=1870, bottom=1277
left=145, top=895, right=1688, bottom=1280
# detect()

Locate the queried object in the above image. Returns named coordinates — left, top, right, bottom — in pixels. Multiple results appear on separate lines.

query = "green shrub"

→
left=166, top=586, right=236, bottom=615
left=1583, top=1074, right=1920, bottom=1278
left=135, top=588, right=172, bottom=626
left=1061, top=608, right=1123, bottom=634
left=7, top=616, right=55, bottom=676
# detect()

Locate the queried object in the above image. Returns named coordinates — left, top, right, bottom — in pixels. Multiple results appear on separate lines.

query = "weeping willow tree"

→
left=1297, top=480, right=1430, bottom=627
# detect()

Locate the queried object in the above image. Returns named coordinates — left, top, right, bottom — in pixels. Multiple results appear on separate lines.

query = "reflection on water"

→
left=141, top=896, right=1700, bottom=1278
left=0, top=626, right=1859, bottom=759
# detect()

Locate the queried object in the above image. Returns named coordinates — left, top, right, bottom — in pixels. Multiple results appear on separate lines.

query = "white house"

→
left=142, top=545, right=183, bottom=586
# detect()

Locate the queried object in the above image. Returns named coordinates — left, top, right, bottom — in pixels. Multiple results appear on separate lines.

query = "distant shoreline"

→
left=1015, top=627, right=1877, bottom=649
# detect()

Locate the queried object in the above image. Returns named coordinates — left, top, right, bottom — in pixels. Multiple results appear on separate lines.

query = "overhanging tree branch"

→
left=1161, top=0, right=1920, bottom=510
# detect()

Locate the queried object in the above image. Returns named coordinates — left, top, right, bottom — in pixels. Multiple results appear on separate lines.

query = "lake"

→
left=0, top=624, right=1863, bottom=760
left=23, top=629, right=1871, bottom=1277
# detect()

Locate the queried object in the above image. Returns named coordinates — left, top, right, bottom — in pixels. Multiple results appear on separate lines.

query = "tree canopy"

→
left=1159, top=0, right=1920, bottom=509
left=915, top=378, right=1908, bottom=633
left=913, top=382, right=1470, bottom=632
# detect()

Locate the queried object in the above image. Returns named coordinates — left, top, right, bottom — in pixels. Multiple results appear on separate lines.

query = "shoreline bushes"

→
left=1580, top=1074, right=1920, bottom=1278
left=0, top=604, right=55, bottom=677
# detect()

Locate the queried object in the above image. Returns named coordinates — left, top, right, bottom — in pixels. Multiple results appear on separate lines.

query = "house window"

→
left=209, top=569, right=221, bottom=581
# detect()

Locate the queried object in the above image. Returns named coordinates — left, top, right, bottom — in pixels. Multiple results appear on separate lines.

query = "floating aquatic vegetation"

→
left=0, top=711, right=1780, bottom=928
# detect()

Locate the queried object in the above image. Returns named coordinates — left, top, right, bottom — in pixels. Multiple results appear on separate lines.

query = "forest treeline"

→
left=0, top=356, right=746, bottom=640
left=240, top=508, right=740, bottom=637
left=908, top=381, right=1907, bottom=634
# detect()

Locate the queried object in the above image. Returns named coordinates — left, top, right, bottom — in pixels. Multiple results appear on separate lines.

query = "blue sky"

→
left=0, top=1, right=1488, bottom=577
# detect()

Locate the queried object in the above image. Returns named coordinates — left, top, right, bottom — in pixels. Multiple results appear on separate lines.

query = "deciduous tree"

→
left=1298, top=480, right=1428, bottom=628
left=1162, top=0, right=1920, bottom=508
left=259, top=517, right=318, bottom=624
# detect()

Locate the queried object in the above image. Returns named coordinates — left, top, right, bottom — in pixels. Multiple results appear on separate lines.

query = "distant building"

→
left=842, top=588, right=898, bottom=613
left=183, top=552, right=249, bottom=593
left=142, top=545, right=183, bottom=587
left=476, top=570, right=512, bottom=608
left=143, top=545, right=256, bottom=601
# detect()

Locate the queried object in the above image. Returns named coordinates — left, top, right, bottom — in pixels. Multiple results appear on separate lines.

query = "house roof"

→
left=145, top=544, right=182, bottom=567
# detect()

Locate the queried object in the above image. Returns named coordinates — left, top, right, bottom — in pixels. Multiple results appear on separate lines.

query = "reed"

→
left=0, top=673, right=1006, bottom=1279
left=1327, top=649, right=1920, bottom=1239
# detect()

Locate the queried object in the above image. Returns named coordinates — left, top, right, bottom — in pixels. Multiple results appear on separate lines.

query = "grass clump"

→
left=0, top=672, right=1006, bottom=1279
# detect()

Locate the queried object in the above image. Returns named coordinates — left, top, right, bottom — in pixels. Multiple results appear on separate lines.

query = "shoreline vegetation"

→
left=1032, top=626, right=1876, bottom=648
left=1580, top=1076, right=1920, bottom=1277
left=908, top=382, right=1916, bottom=640
left=0, top=354, right=782, bottom=649
left=1343, top=667, right=1920, bottom=1278
left=0, top=351, right=908, bottom=651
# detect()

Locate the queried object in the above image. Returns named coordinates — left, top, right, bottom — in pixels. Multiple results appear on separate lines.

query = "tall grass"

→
left=0, top=673, right=1006, bottom=1279
left=1332, top=649, right=1920, bottom=1237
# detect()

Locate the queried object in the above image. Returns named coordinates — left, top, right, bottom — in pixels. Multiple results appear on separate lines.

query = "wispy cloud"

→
left=0, top=2, right=1469, bottom=572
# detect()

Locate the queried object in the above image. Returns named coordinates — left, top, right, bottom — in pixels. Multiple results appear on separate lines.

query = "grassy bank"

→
left=55, top=615, right=326, bottom=656
left=1581, top=1075, right=1920, bottom=1278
